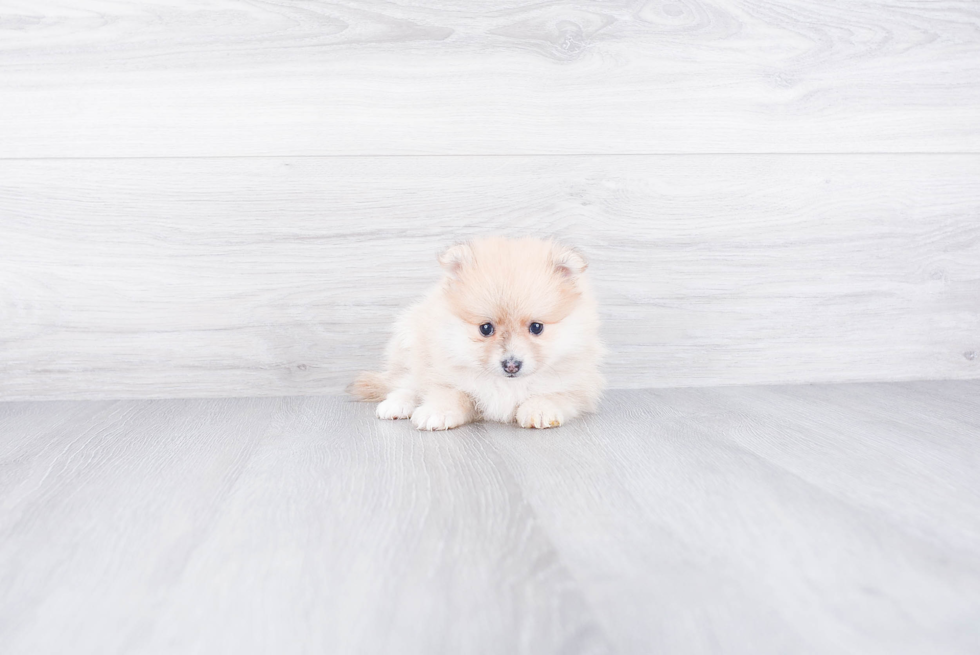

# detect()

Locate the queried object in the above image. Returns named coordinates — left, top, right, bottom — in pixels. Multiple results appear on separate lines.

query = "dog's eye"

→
left=529, top=322, right=544, bottom=335
left=479, top=322, right=494, bottom=337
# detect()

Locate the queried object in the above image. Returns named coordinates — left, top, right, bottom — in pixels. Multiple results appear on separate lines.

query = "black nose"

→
left=501, top=358, right=523, bottom=375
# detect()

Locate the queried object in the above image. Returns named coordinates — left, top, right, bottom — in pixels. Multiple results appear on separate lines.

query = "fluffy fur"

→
left=348, top=236, right=605, bottom=430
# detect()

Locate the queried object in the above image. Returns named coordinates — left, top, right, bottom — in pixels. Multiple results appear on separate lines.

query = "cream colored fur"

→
left=349, top=236, right=605, bottom=430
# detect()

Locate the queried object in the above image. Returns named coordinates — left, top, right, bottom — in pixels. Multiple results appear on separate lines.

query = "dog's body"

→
left=349, top=237, right=604, bottom=430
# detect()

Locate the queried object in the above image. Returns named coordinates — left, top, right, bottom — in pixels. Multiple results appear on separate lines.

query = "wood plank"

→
left=487, top=384, right=980, bottom=654
left=716, top=381, right=980, bottom=554
left=1, top=155, right=977, bottom=400
left=0, top=397, right=277, bottom=655
left=0, top=395, right=610, bottom=655
left=1, top=0, right=979, bottom=156
left=1, top=384, right=978, bottom=653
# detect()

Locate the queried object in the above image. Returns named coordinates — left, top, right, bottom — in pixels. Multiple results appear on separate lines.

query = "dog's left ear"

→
left=438, top=242, right=473, bottom=279
left=552, top=244, right=588, bottom=279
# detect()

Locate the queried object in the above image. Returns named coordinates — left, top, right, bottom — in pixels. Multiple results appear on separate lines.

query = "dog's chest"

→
left=466, top=378, right=530, bottom=422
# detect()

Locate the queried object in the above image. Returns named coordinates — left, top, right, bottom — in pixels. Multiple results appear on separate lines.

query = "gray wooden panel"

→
left=1, top=0, right=979, bottom=156
left=487, top=382, right=980, bottom=654
left=1, top=383, right=979, bottom=654
left=1, top=155, right=978, bottom=400
left=0, top=395, right=609, bottom=655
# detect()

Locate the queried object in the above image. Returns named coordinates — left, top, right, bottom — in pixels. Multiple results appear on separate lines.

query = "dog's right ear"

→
left=438, top=242, right=473, bottom=279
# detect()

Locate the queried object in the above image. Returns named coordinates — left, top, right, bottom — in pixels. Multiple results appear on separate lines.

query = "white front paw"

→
left=516, top=397, right=564, bottom=429
left=411, top=405, right=467, bottom=431
left=377, top=397, right=415, bottom=420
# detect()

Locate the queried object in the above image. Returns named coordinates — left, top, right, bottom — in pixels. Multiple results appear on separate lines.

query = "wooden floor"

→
left=1, top=381, right=978, bottom=654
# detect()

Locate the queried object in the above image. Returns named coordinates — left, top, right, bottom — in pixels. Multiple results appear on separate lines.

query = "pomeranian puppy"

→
left=348, top=236, right=604, bottom=430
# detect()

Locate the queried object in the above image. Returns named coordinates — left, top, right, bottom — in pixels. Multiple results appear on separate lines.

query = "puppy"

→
left=348, top=236, right=604, bottom=430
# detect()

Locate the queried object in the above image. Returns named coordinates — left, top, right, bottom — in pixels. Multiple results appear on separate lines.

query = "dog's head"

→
left=437, top=236, right=591, bottom=379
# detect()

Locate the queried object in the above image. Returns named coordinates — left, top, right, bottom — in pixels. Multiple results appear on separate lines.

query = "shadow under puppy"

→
left=349, top=236, right=605, bottom=430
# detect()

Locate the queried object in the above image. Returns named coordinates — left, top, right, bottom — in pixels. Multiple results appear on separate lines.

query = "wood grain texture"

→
left=487, top=382, right=980, bottom=654
left=1, top=382, right=979, bottom=654
left=1, top=0, right=979, bottom=156
left=1, top=155, right=977, bottom=400
left=0, top=395, right=610, bottom=655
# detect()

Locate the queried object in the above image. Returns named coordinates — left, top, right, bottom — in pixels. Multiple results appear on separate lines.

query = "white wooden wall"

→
left=1, top=1, right=978, bottom=400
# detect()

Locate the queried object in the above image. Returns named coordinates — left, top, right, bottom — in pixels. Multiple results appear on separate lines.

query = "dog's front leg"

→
left=516, top=392, right=589, bottom=429
left=411, top=386, right=477, bottom=431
